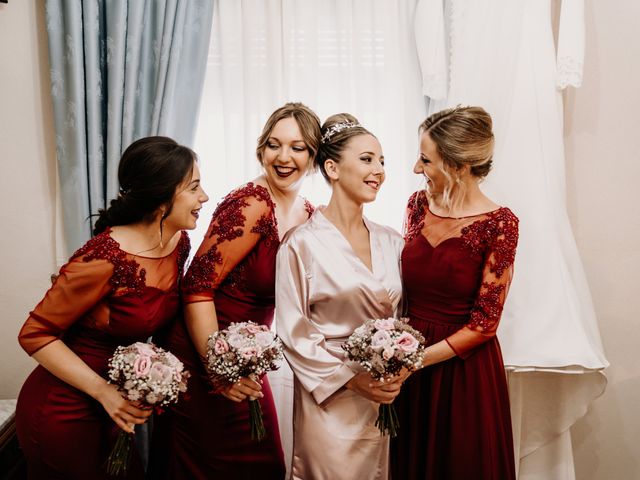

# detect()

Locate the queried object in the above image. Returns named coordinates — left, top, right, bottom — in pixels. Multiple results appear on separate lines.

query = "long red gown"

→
left=151, top=183, right=312, bottom=480
left=391, top=190, right=518, bottom=480
left=15, top=229, right=190, bottom=480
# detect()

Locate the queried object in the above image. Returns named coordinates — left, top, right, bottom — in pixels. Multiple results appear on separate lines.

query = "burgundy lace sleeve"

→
left=17, top=233, right=125, bottom=356
left=403, top=191, right=427, bottom=242
left=446, top=208, right=520, bottom=359
left=182, top=183, right=277, bottom=303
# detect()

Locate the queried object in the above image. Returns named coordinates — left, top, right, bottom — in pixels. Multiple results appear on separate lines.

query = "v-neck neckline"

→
left=315, top=208, right=377, bottom=275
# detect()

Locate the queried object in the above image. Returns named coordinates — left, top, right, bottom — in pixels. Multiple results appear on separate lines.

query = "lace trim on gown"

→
left=404, top=190, right=519, bottom=355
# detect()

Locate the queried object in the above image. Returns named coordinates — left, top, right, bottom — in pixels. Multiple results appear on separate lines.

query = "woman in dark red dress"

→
left=15, top=136, right=209, bottom=479
left=391, top=106, right=518, bottom=480
left=150, top=103, right=321, bottom=479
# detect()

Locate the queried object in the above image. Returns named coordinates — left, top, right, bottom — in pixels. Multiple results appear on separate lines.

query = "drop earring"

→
left=159, top=210, right=167, bottom=249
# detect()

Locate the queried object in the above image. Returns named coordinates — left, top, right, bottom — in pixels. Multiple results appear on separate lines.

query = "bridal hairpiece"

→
left=321, top=120, right=362, bottom=143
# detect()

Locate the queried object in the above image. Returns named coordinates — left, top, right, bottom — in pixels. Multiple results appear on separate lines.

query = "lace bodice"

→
left=18, top=230, right=190, bottom=356
left=403, top=190, right=519, bottom=357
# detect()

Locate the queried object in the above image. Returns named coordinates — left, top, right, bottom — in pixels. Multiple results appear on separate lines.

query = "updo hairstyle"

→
left=93, top=136, right=196, bottom=235
left=315, top=113, right=374, bottom=182
left=420, top=105, right=494, bottom=179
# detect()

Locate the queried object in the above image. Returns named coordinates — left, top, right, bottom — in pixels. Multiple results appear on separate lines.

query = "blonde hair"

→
left=256, top=102, right=322, bottom=168
left=419, top=106, right=494, bottom=210
left=316, top=113, right=374, bottom=182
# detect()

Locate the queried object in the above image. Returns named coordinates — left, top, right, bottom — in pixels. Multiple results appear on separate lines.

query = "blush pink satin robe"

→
left=276, top=209, right=403, bottom=480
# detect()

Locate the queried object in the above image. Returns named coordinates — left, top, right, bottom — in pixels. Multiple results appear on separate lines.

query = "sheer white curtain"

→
left=191, top=0, right=427, bottom=469
left=192, top=0, right=426, bottom=243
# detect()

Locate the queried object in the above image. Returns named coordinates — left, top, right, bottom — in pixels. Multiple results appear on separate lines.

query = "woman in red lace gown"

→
left=15, top=137, right=209, bottom=479
left=390, top=107, right=518, bottom=480
left=150, top=103, right=321, bottom=479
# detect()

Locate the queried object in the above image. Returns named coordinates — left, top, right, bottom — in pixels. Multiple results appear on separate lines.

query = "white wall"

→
left=565, top=1, right=640, bottom=479
left=0, top=1, right=638, bottom=478
left=0, top=1, right=57, bottom=396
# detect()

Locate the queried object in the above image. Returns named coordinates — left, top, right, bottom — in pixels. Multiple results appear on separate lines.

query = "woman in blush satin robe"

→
left=276, top=114, right=405, bottom=480
left=149, top=103, right=321, bottom=480
left=391, top=107, right=518, bottom=480
left=15, top=137, right=208, bottom=479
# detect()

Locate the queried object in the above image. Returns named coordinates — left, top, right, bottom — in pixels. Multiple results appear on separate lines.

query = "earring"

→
left=159, top=210, right=166, bottom=248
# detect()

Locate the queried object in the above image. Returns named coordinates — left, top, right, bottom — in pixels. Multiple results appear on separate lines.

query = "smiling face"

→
left=328, top=133, right=385, bottom=204
left=260, top=117, right=312, bottom=192
left=163, top=162, right=209, bottom=231
left=414, top=131, right=449, bottom=196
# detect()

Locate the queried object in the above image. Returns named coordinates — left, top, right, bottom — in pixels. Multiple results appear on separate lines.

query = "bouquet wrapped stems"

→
left=105, top=430, right=134, bottom=476
left=249, top=397, right=266, bottom=441
left=248, top=373, right=266, bottom=441
left=376, top=403, right=400, bottom=438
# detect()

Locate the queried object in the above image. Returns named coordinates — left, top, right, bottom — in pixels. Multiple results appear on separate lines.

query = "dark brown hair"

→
left=93, top=136, right=196, bottom=235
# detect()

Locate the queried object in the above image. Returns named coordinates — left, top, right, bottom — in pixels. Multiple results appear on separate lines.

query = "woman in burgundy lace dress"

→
left=150, top=103, right=321, bottom=479
left=391, top=107, right=518, bottom=480
left=15, top=137, right=208, bottom=479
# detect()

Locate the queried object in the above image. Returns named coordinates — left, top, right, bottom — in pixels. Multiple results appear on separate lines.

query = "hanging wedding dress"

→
left=414, top=0, right=607, bottom=478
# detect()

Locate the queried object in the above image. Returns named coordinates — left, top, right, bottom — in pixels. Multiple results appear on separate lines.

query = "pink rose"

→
left=165, top=352, right=183, bottom=372
left=396, top=332, right=419, bottom=353
left=226, top=333, right=246, bottom=349
left=214, top=338, right=229, bottom=355
left=374, top=318, right=396, bottom=331
left=149, top=362, right=173, bottom=384
left=133, top=355, right=152, bottom=377
left=382, top=347, right=396, bottom=361
left=245, top=323, right=263, bottom=335
left=134, top=342, right=157, bottom=357
left=371, top=329, right=392, bottom=350
left=240, top=346, right=258, bottom=360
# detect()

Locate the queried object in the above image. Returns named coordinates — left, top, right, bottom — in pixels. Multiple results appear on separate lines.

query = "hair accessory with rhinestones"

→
left=321, top=120, right=362, bottom=143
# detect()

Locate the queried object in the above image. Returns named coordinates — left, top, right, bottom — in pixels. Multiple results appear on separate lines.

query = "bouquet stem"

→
left=249, top=398, right=266, bottom=441
left=105, top=430, right=134, bottom=476
left=375, top=403, right=400, bottom=437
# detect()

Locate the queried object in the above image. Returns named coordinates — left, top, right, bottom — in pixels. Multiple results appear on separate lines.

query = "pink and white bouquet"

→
left=342, top=317, right=426, bottom=437
left=206, top=321, right=284, bottom=441
left=105, top=342, right=189, bottom=476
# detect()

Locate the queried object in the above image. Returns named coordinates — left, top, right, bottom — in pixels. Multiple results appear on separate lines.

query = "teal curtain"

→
left=45, top=0, right=214, bottom=254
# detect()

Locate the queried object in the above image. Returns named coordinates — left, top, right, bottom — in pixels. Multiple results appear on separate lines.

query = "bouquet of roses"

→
left=105, top=342, right=189, bottom=476
left=206, top=321, right=284, bottom=441
left=342, top=317, right=426, bottom=437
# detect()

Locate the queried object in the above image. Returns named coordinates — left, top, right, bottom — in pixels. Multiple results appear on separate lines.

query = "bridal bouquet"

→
left=342, top=317, right=426, bottom=437
left=105, top=342, right=189, bottom=476
left=206, top=321, right=284, bottom=441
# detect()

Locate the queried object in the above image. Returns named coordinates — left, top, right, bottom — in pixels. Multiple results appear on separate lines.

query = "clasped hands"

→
left=346, top=368, right=412, bottom=404
left=220, top=376, right=264, bottom=403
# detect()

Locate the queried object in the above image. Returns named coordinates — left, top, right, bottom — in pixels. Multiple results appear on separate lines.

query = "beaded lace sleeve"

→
left=17, top=233, right=133, bottom=356
left=182, top=183, right=278, bottom=303
left=446, top=209, right=519, bottom=359
left=403, top=191, right=427, bottom=242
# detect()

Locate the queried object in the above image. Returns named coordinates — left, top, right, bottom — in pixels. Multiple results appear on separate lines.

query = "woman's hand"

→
left=346, top=372, right=404, bottom=404
left=220, top=376, right=264, bottom=403
left=95, top=383, right=152, bottom=433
